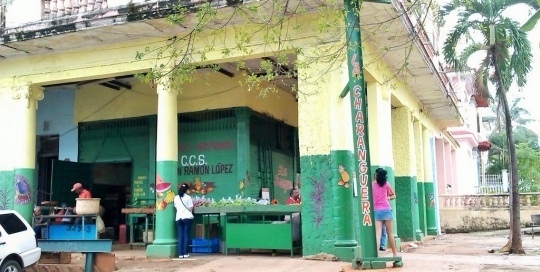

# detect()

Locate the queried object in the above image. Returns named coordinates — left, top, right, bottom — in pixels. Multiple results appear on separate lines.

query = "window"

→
left=0, top=213, right=28, bottom=234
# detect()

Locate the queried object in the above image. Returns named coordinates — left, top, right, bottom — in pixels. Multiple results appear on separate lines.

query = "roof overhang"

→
left=361, top=1, right=463, bottom=128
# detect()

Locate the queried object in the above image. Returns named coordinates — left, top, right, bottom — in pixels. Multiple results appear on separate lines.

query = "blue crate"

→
left=41, top=227, right=48, bottom=239
left=48, top=224, right=97, bottom=240
left=191, top=238, right=219, bottom=253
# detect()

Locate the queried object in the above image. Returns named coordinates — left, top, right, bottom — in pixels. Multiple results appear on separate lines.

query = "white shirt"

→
left=173, top=194, right=194, bottom=220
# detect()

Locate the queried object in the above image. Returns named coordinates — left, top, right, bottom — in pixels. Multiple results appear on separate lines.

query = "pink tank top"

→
left=372, top=181, right=391, bottom=211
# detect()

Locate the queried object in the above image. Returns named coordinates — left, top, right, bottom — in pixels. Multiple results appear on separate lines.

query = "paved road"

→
left=59, top=229, right=540, bottom=271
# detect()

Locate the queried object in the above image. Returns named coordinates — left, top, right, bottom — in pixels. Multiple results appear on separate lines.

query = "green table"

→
left=195, top=205, right=301, bottom=257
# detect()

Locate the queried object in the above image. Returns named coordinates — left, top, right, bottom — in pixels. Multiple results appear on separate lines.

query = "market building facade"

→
left=0, top=0, right=461, bottom=262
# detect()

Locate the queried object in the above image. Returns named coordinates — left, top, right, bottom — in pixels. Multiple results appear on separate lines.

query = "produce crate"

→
left=191, top=238, right=219, bottom=253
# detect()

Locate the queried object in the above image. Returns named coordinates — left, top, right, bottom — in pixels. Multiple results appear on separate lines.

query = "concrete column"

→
left=435, top=138, right=447, bottom=194
left=11, top=85, right=43, bottom=222
left=146, top=80, right=178, bottom=258
left=391, top=107, right=423, bottom=242
left=413, top=121, right=427, bottom=236
left=424, top=133, right=439, bottom=235
left=366, top=82, right=400, bottom=250
left=444, top=141, right=454, bottom=193
left=297, top=44, right=360, bottom=261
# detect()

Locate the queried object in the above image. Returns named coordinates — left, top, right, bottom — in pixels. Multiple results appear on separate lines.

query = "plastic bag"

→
left=96, top=215, right=106, bottom=233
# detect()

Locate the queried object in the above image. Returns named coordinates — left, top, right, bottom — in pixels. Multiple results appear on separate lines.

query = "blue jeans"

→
left=380, top=224, right=387, bottom=249
left=176, top=219, right=193, bottom=256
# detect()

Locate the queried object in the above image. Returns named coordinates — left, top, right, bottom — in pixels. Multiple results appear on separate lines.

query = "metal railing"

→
left=476, top=174, right=506, bottom=194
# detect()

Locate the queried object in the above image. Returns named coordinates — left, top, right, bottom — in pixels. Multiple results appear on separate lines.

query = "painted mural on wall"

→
left=155, top=174, right=175, bottom=211
left=177, top=130, right=236, bottom=199
left=15, top=174, right=31, bottom=204
left=337, top=164, right=350, bottom=188
left=274, top=165, right=293, bottom=194
left=0, top=172, right=15, bottom=210
left=309, top=169, right=328, bottom=229
left=428, top=192, right=435, bottom=207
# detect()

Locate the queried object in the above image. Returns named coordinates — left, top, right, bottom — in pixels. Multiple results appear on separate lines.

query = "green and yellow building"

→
left=0, top=0, right=462, bottom=263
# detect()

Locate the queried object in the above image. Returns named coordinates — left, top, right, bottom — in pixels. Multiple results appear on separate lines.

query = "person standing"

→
left=33, top=206, right=47, bottom=238
left=174, top=183, right=194, bottom=258
left=372, top=169, right=398, bottom=257
left=374, top=168, right=388, bottom=251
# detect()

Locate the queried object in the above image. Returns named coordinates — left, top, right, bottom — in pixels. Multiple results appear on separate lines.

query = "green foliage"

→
left=521, top=0, right=540, bottom=32
left=134, top=0, right=438, bottom=95
left=487, top=126, right=540, bottom=192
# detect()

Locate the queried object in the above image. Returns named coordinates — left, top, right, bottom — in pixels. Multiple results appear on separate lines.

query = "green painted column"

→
left=395, top=176, right=415, bottom=241
left=425, top=136, right=439, bottom=235
left=331, top=151, right=358, bottom=257
left=344, top=0, right=376, bottom=259
left=366, top=81, right=401, bottom=251
left=417, top=182, right=427, bottom=235
left=235, top=108, right=251, bottom=197
left=392, top=107, right=423, bottom=242
left=424, top=182, right=437, bottom=235
left=297, top=46, right=360, bottom=261
left=147, top=81, right=179, bottom=258
left=12, top=85, right=43, bottom=222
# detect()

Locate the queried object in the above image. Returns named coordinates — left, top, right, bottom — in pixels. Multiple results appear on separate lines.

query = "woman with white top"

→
left=173, top=183, right=194, bottom=258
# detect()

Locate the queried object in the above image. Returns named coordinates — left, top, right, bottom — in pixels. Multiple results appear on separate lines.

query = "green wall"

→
left=0, top=171, right=15, bottom=210
left=78, top=117, right=152, bottom=205
left=300, top=150, right=361, bottom=260
left=300, top=154, right=336, bottom=256
left=177, top=122, right=238, bottom=200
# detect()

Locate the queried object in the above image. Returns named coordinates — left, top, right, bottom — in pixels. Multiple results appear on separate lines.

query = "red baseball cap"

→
left=71, top=183, right=83, bottom=192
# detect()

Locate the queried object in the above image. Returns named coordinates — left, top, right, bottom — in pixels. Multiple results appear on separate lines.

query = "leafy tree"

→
left=490, top=97, right=534, bottom=133
left=487, top=126, right=540, bottom=192
left=440, top=0, right=534, bottom=254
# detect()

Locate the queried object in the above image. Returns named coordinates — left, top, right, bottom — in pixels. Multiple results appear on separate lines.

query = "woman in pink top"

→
left=372, top=169, right=398, bottom=257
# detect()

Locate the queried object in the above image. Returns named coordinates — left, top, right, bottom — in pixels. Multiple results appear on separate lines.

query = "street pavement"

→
left=95, top=229, right=540, bottom=271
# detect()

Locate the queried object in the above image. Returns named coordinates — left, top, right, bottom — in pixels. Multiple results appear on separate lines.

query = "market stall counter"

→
left=194, top=205, right=301, bottom=257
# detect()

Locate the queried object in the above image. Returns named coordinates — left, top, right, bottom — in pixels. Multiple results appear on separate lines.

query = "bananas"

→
left=164, top=190, right=175, bottom=204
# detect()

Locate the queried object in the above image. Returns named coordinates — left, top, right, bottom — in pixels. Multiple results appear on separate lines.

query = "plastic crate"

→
left=41, top=227, right=48, bottom=239
left=48, top=224, right=97, bottom=240
left=191, top=238, right=219, bottom=253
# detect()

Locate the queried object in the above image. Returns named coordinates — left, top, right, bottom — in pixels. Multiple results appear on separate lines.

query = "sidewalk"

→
left=96, top=229, right=540, bottom=271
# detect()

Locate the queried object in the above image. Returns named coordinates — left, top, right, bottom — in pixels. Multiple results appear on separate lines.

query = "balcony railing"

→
left=43, top=0, right=108, bottom=19
left=439, top=193, right=540, bottom=209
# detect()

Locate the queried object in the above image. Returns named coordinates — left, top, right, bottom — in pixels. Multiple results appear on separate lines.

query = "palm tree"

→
left=439, top=0, right=534, bottom=254
left=490, top=97, right=534, bottom=133
left=521, top=0, right=540, bottom=32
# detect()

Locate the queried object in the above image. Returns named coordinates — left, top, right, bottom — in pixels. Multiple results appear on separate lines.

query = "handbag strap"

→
left=179, top=195, right=194, bottom=218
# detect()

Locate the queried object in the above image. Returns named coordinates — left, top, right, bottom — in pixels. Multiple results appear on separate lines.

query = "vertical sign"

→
left=344, top=0, right=377, bottom=258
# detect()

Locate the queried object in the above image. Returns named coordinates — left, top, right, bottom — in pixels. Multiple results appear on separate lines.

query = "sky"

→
left=437, top=1, right=540, bottom=135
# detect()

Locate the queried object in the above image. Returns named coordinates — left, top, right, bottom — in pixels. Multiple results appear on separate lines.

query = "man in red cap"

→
left=71, top=182, right=92, bottom=198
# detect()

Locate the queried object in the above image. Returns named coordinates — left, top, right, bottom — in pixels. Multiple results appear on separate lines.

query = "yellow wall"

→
left=297, top=44, right=353, bottom=156
left=0, top=88, right=16, bottom=170
left=391, top=107, right=416, bottom=177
